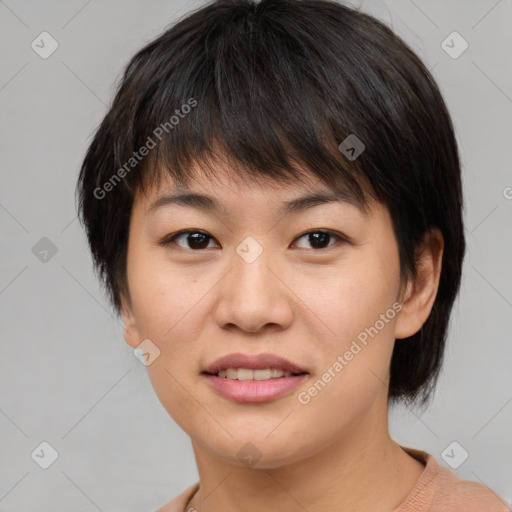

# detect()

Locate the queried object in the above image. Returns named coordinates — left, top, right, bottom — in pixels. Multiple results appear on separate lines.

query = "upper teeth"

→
left=217, top=368, right=293, bottom=380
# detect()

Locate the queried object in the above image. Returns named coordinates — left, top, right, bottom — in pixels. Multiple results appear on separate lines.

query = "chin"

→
left=204, top=435, right=319, bottom=470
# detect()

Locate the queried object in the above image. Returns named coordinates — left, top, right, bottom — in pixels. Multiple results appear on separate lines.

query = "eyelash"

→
left=158, top=229, right=348, bottom=252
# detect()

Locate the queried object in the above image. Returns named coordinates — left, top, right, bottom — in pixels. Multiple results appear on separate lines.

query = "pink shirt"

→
left=154, top=446, right=510, bottom=512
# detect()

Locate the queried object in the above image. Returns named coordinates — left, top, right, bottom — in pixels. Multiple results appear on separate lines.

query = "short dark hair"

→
left=76, top=0, right=466, bottom=408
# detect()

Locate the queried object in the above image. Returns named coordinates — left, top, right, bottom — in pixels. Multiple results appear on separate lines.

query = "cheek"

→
left=128, top=259, right=213, bottom=430
left=128, top=246, right=203, bottom=332
left=294, top=250, right=400, bottom=397
left=297, top=252, right=399, bottom=341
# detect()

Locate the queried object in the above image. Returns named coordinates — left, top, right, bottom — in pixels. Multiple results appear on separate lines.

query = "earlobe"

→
left=120, top=297, right=141, bottom=349
left=394, top=228, right=444, bottom=340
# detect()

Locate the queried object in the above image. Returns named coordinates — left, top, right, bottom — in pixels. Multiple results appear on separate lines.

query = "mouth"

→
left=203, top=368, right=308, bottom=380
left=201, top=353, right=309, bottom=403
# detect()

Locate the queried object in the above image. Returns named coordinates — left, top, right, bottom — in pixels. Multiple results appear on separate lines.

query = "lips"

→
left=202, top=352, right=308, bottom=376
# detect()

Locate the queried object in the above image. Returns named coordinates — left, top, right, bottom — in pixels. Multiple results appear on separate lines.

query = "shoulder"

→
left=151, top=482, right=200, bottom=512
left=396, top=446, right=510, bottom=512
left=433, top=462, right=510, bottom=511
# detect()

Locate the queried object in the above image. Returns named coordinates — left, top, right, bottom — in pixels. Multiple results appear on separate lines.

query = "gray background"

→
left=1, top=0, right=511, bottom=510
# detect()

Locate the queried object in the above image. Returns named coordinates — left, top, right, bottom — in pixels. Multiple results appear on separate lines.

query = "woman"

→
left=76, top=0, right=510, bottom=510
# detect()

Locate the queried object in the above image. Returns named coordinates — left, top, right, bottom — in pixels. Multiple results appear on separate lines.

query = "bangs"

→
left=109, top=1, right=382, bottom=211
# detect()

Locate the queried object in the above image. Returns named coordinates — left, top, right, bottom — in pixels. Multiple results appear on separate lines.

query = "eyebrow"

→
left=147, top=189, right=367, bottom=216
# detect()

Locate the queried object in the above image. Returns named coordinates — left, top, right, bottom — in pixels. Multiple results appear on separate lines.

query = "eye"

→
left=159, top=229, right=347, bottom=251
left=292, top=230, right=346, bottom=250
left=159, top=230, right=218, bottom=250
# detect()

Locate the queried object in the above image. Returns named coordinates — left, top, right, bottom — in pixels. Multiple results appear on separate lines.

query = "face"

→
left=121, top=163, right=428, bottom=469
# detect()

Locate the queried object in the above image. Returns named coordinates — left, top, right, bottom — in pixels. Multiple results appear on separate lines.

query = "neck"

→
left=187, top=394, right=425, bottom=512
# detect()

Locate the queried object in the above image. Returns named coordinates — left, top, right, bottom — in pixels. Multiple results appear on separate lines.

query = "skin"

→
left=121, top=161, right=444, bottom=512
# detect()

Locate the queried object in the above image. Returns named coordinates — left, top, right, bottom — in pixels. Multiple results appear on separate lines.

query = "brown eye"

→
left=159, top=229, right=347, bottom=252
left=161, top=230, right=218, bottom=250
left=293, top=230, right=346, bottom=250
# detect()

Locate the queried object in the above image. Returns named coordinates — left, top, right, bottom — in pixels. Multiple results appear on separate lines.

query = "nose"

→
left=213, top=243, right=294, bottom=333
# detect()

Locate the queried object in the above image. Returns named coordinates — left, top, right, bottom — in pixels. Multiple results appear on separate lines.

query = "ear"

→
left=120, top=295, right=142, bottom=349
left=394, top=228, right=444, bottom=340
